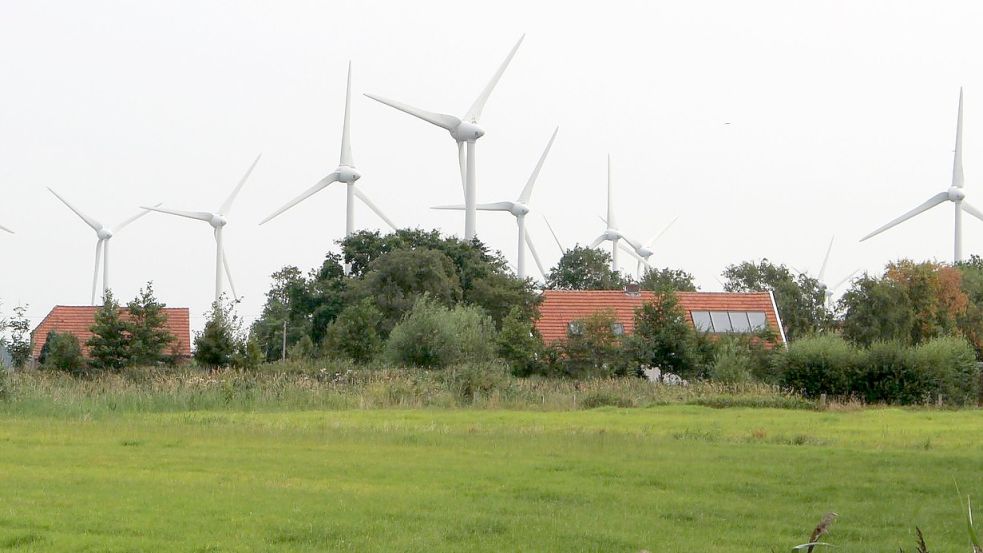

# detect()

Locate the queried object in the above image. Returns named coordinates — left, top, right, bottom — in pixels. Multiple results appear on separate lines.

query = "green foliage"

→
left=125, top=283, right=176, bottom=366
left=288, top=335, right=315, bottom=360
left=723, top=259, right=830, bottom=340
left=854, top=341, right=921, bottom=404
left=322, top=298, right=384, bottom=363
left=560, top=311, right=628, bottom=378
left=194, top=299, right=241, bottom=369
left=545, top=245, right=628, bottom=290
left=385, top=296, right=497, bottom=369
left=839, top=274, right=915, bottom=347
left=709, top=338, right=754, bottom=385
left=911, top=336, right=979, bottom=406
left=623, top=292, right=707, bottom=379
left=442, top=361, right=510, bottom=403
left=232, top=337, right=264, bottom=370
left=6, top=305, right=31, bottom=369
left=496, top=306, right=544, bottom=376
left=87, top=291, right=131, bottom=372
left=349, top=248, right=462, bottom=334
left=638, top=267, right=698, bottom=292
left=776, top=334, right=859, bottom=397
left=40, top=331, right=85, bottom=375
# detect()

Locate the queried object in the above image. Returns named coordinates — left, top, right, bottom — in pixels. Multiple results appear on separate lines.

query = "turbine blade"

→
left=831, top=269, right=861, bottom=292
left=0, top=223, right=13, bottom=234
left=364, top=93, right=461, bottom=131
left=963, top=201, right=983, bottom=223
left=48, top=187, right=103, bottom=232
left=476, top=201, right=515, bottom=211
left=431, top=204, right=467, bottom=210
left=91, top=239, right=104, bottom=306
left=954, top=87, right=965, bottom=188
left=113, top=202, right=161, bottom=234
left=353, top=187, right=398, bottom=231
left=859, top=192, right=949, bottom=242
left=340, top=61, right=355, bottom=167
left=142, top=206, right=214, bottom=222
left=589, top=235, right=606, bottom=248
left=458, top=141, right=467, bottom=198
left=618, top=233, right=645, bottom=254
left=517, top=126, right=559, bottom=204
left=219, top=153, right=262, bottom=216
left=464, top=35, right=525, bottom=123
left=223, top=246, right=238, bottom=301
left=524, top=228, right=547, bottom=279
left=818, top=235, right=834, bottom=282
left=258, top=173, right=339, bottom=225
left=541, top=213, right=564, bottom=251
left=646, top=217, right=679, bottom=247
left=618, top=241, right=645, bottom=263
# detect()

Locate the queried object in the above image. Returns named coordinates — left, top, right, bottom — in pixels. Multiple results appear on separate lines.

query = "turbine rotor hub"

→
left=452, top=121, right=485, bottom=142
left=511, top=203, right=530, bottom=216
left=336, top=165, right=361, bottom=183
left=97, top=228, right=113, bottom=240
left=949, top=186, right=966, bottom=202
left=210, top=214, right=228, bottom=228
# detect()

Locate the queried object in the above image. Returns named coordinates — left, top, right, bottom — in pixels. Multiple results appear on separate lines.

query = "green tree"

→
left=250, top=265, right=315, bottom=361
left=561, top=310, right=626, bottom=378
left=496, top=306, right=544, bottom=376
left=638, top=267, right=698, bottom=292
left=623, top=292, right=708, bottom=379
left=322, top=298, right=384, bottom=363
left=546, top=246, right=628, bottom=290
left=839, top=274, right=915, bottom=347
left=41, top=331, right=85, bottom=375
left=385, top=296, right=497, bottom=368
left=194, top=299, right=241, bottom=369
left=125, top=283, right=176, bottom=366
left=232, top=336, right=264, bottom=370
left=87, top=291, right=131, bottom=372
left=348, top=248, right=463, bottom=333
left=7, top=305, right=32, bottom=368
left=722, top=260, right=830, bottom=340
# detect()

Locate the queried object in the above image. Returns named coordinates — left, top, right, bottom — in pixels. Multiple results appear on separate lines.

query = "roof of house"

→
left=30, top=305, right=192, bottom=359
left=535, top=290, right=785, bottom=345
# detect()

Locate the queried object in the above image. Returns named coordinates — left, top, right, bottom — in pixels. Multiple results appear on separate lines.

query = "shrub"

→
left=288, top=335, right=315, bottom=360
left=853, top=341, right=921, bottom=404
left=624, top=293, right=706, bottom=379
left=87, top=291, right=131, bottom=372
left=561, top=311, right=627, bottom=378
left=912, top=336, right=979, bottom=406
left=496, top=306, right=544, bottom=376
left=194, top=299, right=241, bottom=369
left=41, top=331, right=86, bottom=375
left=232, top=337, right=264, bottom=370
left=443, top=361, right=510, bottom=403
left=385, top=296, right=497, bottom=369
left=322, top=298, right=383, bottom=363
left=777, top=334, right=859, bottom=397
left=709, top=339, right=753, bottom=385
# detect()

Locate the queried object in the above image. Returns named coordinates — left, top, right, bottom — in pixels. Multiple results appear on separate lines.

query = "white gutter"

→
left=768, top=290, right=788, bottom=347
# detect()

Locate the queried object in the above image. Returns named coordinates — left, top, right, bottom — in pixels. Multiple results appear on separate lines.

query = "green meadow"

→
left=1, top=406, right=981, bottom=552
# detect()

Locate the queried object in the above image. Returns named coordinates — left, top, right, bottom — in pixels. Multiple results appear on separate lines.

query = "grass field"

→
left=1, top=406, right=981, bottom=552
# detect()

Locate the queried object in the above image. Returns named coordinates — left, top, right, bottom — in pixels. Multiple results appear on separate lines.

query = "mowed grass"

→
left=0, top=406, right=981, bottom=552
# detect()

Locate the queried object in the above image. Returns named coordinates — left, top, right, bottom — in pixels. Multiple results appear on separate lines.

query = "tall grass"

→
left=0, top=363, right=812, bottom=417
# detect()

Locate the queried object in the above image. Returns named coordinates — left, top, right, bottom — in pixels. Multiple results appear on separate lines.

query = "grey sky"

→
left=2, top=0, right=982, bottom=328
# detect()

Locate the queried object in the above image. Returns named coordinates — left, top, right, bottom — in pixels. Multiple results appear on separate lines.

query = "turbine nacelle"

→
left=96, top=228, right=113, bottom=240
left=210, top=214, right=228, bottom=228
left=451, top=121, right=485, bottom=142
left=510, top=202, right=530, bottom=217
left=948, top=186, right=966, bottom=202
left=336, top=165, right=362, bottom=184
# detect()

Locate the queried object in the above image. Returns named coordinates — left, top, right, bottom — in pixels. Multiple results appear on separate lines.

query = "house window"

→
left=567, top=321, right=583, bottom=336
left=690, top=310, right=770, bottom=334
left=611, top=322, right=625, bottom=336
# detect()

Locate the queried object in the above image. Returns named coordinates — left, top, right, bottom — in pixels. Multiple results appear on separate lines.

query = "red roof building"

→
left=535, top=289, right=787, bottom=346
left=31, top=306, right=192, bottom=360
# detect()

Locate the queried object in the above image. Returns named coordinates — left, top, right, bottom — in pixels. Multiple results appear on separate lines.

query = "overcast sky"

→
left=2, top=0, right=983, bottom=329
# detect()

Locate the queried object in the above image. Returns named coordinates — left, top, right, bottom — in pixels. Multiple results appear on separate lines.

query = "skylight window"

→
left=690, top=311, right=769, bottom=334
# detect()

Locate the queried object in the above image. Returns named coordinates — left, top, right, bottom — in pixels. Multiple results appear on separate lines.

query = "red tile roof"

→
left=535, top=290, right=786, bottom=345
left=31, top=306, right=192, bottom=360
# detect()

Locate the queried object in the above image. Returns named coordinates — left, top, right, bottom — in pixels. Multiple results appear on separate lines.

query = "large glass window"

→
left=747, top=312, right=768, bottom=330
left=728, top=311, right=751, bottom=332
left=710, top=312, right=732, bottom=333
left=611, top=322, right=625, bottom=336
left=691, top=311, right=713, bottom=332
left=567, top=321, right=583, bottom=336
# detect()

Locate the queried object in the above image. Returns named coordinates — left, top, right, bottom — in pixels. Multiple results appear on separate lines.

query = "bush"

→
left=912, top=336, right=979, bottom=406
left=624, top=293, right=706, bottom=379
left=322, top=299, right=383, bottom=363
left=41, top=331, right=86, bottom=375
left=854, top=341, right=921, bottom=404
left=561, top=311, right=628, bottom=378
left=709, top=339, right=753, bottom=385
left=385, top=296, right=497, bottom=369
left=777, top=334, right=859, bottom=397
left=443, top=361, right=510, bottom=403
left=194, top=299, right=241, bottom=369
left=496, top=306, right=544, bottom=376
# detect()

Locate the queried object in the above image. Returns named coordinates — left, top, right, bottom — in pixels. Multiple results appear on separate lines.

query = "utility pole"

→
left=281, top=319, right=287, bottom=362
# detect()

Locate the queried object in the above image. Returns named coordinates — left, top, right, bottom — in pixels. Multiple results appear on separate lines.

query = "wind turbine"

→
left=861, top=88, right=983, bottom=262
left=812, top=236, right=860, bottom=307
left=47, top=188, right=157, bottom=305
left=616, top=218, right=679, bottom=277
left=365, top=35, right=524, bottom=241
left=260, top=63, right=396, bottom=239
left=589, top=156, right=640, bottom=271
left=432, top=127, right=558, bottom=279
left=0, top=222, right=12, bottom=234
left=143, top=155, right=261, bottom=303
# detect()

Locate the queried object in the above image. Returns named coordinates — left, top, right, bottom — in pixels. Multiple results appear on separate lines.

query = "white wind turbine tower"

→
left=143, top=155, right=261, bottom=303
left=861, top=88, right=983, bottom=262
left=589, top=156, right=640, bottom=272
left=47, top=188, right=157, bottom=305
left=260, top=63, right=396, bottom=239
left=365, top=35, right=524, bottom=241
left=433, top=127, right=558, bottom=279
